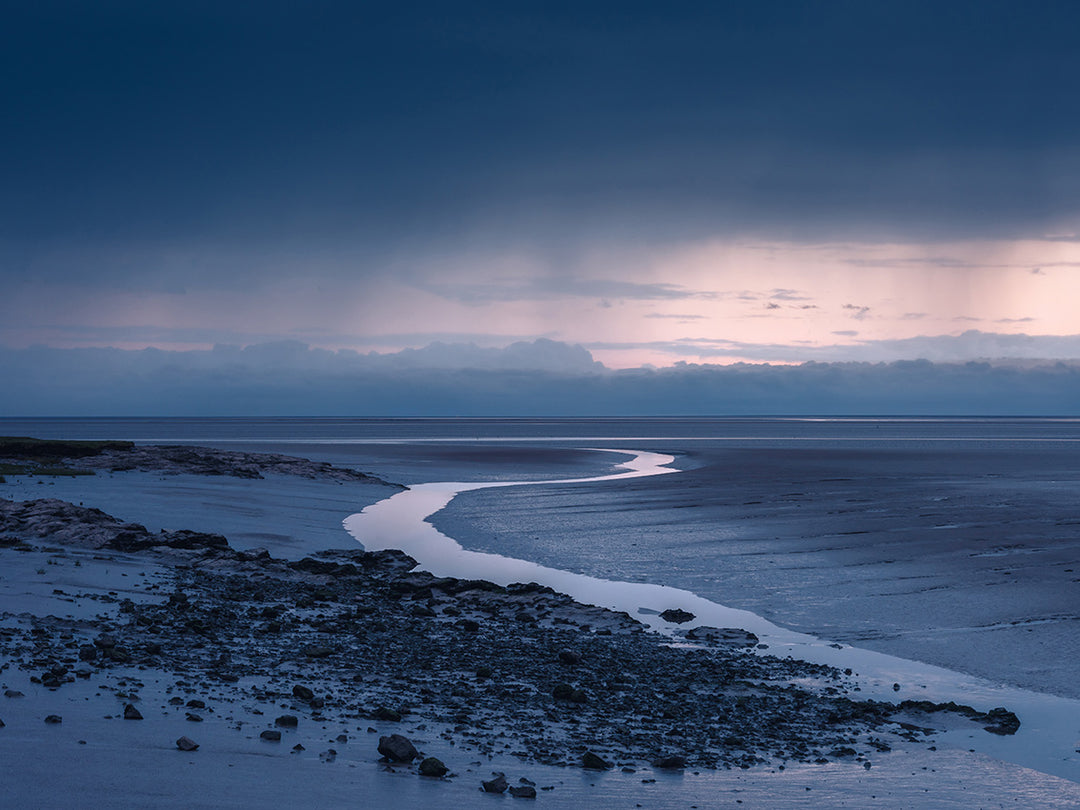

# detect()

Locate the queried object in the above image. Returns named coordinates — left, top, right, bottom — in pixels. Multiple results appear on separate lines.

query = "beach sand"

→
left=3, top=440, right=1080, bottom=806
left=433, top=443, right=1080, bottom=701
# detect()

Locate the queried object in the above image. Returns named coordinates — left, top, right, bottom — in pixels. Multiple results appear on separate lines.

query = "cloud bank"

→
left=3, top=338, right=1079, bottom=417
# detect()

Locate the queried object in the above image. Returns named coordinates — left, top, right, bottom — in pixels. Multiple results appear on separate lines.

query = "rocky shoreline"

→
left=0, top=492, right=1020, bottom=786
left=0, top=435, right=402, bottom=487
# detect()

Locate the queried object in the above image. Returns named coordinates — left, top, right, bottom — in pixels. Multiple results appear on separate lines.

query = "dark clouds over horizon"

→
left=4, top=338, right=1080, bottom=417
left=6, top=0, right=1080, bottom=283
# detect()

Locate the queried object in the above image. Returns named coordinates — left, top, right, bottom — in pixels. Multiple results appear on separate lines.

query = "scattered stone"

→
left=377, top=733, right=418, bottom=762
left=292, top=685, right=314, bottom=701
left=552, top=683, right=573, bottom=700
left=260, top=730, right=282, bottom=742
left=185, top=713, right=203, bottom=722
left=482, top=772, right=508, bottom=793
left=509, top=785, right=537, bottom=798
left=275, top=714, right=299, bottom=728
left=4, top=690, right=24, bottom=698
left=582, top=751, right=612, bottom=770
left=983, top=707, right=1021, bottom=735
left=557, top=649, right=581, bottom=665
left=418, top=756, right=449, bottom=777
left=374, top=706, right=402, bottom=722
left=653, top=754, right=686, bottom=769
left=659, top=608, right=695, bottom=624
left=44, top=715, right=62, bottom=724
left=683, top=627, right=759, bottom=647
left=123, top=704, right=143, bottom=720
left=176, top=736, right=199, bottom=751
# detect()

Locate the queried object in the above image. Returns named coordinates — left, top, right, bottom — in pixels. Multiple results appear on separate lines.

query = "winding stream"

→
left=343, top=448, right=1080, bottom=783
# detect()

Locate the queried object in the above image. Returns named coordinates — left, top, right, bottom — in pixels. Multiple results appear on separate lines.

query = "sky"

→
left=4, top=2, right=1080, bottom=414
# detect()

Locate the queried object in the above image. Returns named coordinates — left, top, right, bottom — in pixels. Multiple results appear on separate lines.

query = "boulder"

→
left=582, top=751, right=612, bottom=770
left=557, top=649, right=581, bottom=665
left=418, top=756, right=448, bottom=777
left=275, top=714, right=299, bottom=728
left=260, top=730, right=282, bottom=742
left=509, top=785, right=537, bottom=798
left=983, top=707, right=1021, bottom=735
left=653, top=753, right=686, bottom=769
left=123, top=704, right=143, bottom=720
left=176, top=736, right=199, bottom=751
left=481, top=772, right=508, bottom=793
left=377, top=733, right=418, bottom=762
left=659, top=608, right=695, bottom=624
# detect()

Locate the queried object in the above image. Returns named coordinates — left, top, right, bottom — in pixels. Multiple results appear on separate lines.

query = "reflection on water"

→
left=344, top=447, right=1080, bottom=784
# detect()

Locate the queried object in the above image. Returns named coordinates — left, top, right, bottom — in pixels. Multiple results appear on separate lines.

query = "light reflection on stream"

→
left=343, top=448, right=1080, bottom=783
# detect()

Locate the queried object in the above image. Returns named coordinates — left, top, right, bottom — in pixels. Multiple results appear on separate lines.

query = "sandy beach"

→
left=2, top=427, right=1080, bottom=807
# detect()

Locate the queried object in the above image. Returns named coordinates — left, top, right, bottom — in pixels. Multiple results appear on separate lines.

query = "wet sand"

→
left=432, top=443, right=1080, bottom=701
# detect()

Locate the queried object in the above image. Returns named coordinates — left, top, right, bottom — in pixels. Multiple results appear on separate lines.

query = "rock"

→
left=983, top=707, right=1021, bottom=735
left=186, top=700, right=205, bottom=709
left=275, top=714, right=299, bottom=728
left=659, top=608, right=695, bottom=624
left=44, top=715, right=62, bottom=724
left=557, top=649, right=581, bottom=665
left=653, top=754, right=686, bottom=769
left=481, top=772, right=508, bottom=793
left=684, top=626, right=759, bottom=646
left=374, top=706, right=402, bottom=722
left=456, top=618, right=480, bottom=632
left=123, top=704, right=143, bottom=720
left=176, top=736, right=199, bottom=751
left=552, top=683, right=573, bottom=700
left=0, top=718, right=4, bottom=727
left=418, top=756, right=448, bottom=777
left=260, top=730, right=282, bottom=742
left=582, top=751, right=612, bottom=770
left=4, top=690, right=24, bottom=698
left=185, top=712, right=203, bottom=722
left=509, top=785, right=537, bottom=798
left=292, top=684, right=314, bottom=701
left=302, top=645, right=333, bottom=658
left=377, top=733, right=418, bottom=762
left=78, top=644, right=97, bottom=661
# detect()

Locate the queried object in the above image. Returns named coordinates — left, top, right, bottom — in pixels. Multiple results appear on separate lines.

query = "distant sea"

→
left=4, top=415, right=1080, bottom=447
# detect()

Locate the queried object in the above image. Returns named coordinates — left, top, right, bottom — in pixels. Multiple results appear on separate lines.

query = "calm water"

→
left=4, top=415, right=1080, bottom=446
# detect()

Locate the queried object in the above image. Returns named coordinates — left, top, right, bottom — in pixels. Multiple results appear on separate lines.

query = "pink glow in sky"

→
left=4, top=235, right=1079, bottom=368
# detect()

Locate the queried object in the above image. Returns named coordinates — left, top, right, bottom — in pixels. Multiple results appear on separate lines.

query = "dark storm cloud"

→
left=4, top=339, right=1080, bottom=416
left=5, top=1, right=1080, bottom=289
